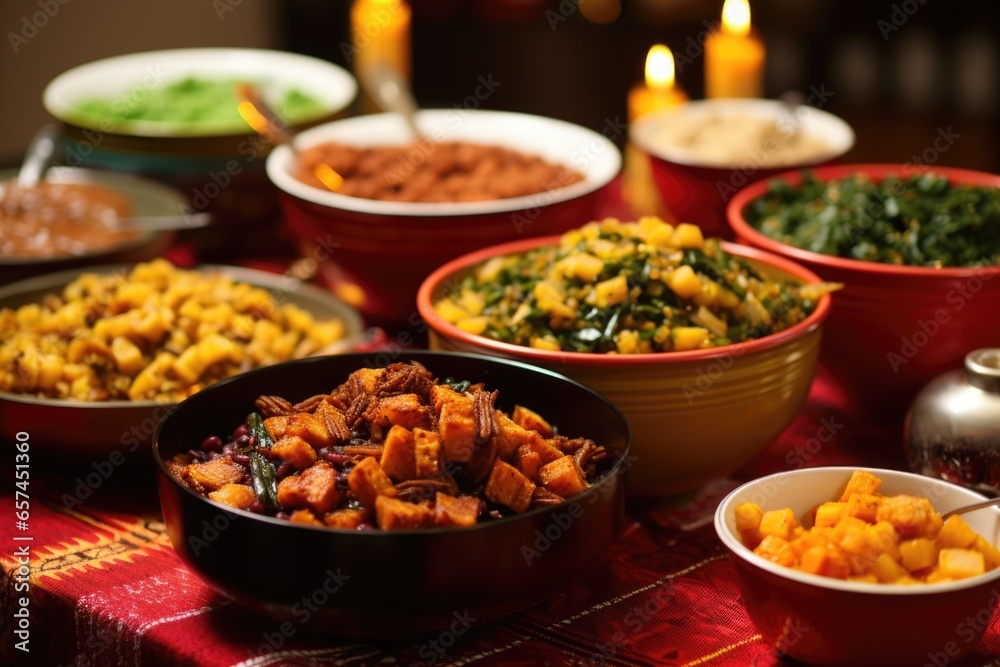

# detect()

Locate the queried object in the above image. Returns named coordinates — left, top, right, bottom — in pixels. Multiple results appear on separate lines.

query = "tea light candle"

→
left=705, top=0, right=765, bottom=98
left=351, top=0, right=411, bottom=111
left=628, top=45, right=689, bottom=122
left=626, top=45, right=688, bottom=216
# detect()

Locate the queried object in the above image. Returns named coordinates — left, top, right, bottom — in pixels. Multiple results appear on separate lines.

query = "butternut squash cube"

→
left=759, top=508, right=798, bottom=541
left=289, top=509, right=323, bottom=526
left=323, top=509, right=367, bottom=530
left=485, top=460, right=536, bottom=513
left=937, top=515, right=978, bottom=549
left=899, top=537, right=938, bottom=572
left=938, top=548, right=986, bottom=579
left=375, top=495, right=433, bottom=530
left=207, top=483, right=255, bottom=510
left=272, top=435, right=317, bottom=471
left=876, top=495, right=942, bottom=539
left=846, top=493, right=883, bottom=523
left=839, top=470, right=882, bottom=501
left=537, top=455, right=589, bottom=498
left=187, top=456, right=244, bottom=492
left=438, top=396, right=477, bottom=462
left=754, top=535, right=796, bottom=567
left=277, top=461, right=341, bottom=515
left=434, top=493, right=480, bottom=527
left=671, top=326, right=709, bottom=351
left=515, top=444, right=543, bottom=481
left=380, top=425, right=416, bottom=482
left=512, top=404, right=554, bottom=438
left=814, top=502, right=847, bottom=528
left=346, top=457, right=396, bottom=509
left=371, top=393, right=432, bottom=431
left=872, top=552, right=908, bottom=583
left=734, top=502, right=764, bottom=532
left=666, top=266, right=702, bottom=299
left=413, top=428, right=442, bottom=478
left=974, top=536, right=1000, bottom=569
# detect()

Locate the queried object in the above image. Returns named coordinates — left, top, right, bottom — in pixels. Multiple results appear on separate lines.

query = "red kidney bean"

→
left=201, top=436, right=223, bottom=451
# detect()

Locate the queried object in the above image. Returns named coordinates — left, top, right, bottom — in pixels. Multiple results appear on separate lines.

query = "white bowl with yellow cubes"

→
left=715, top=466, right=1000, bottom=666
left=0, top=260, right=363, bottom=456
left=417, top=217, right=836, bottom=498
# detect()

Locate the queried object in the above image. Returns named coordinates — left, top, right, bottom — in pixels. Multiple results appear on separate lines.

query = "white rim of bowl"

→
left=629, top=98, right=855, bottom=170
left=265, top=109, right=623, bottom=217
left=714, top=466, right=1000, bottom=595
left=43, top=48, right=357, bottom=138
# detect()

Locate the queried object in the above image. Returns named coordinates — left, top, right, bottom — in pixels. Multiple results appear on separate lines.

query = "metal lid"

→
left=966, top=348, right=1000, bottom=392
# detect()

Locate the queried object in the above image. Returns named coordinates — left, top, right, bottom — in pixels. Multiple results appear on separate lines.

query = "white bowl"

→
left=265, top=109, right=622, bottom=217
left=44, top=47, right=357, bottom=137
left=715, top=466, right=1000, bottom=665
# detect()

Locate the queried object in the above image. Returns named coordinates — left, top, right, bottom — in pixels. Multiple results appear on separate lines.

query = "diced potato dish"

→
left=734, top=470, right=1000, bottom=584
left=0, top=259, right=347, bottom=401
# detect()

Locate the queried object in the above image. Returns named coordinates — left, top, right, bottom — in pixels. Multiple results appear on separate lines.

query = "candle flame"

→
left=237, top=101, right=271, bottom=136
left=645, top=45, right=675, bottom=91
left=722, top=0, right=751, bottom=37
left=314, top=163, right=344, bottom=191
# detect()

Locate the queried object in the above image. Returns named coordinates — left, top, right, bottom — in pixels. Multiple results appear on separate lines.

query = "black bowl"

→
left=154, top=351, right=630, bottom=639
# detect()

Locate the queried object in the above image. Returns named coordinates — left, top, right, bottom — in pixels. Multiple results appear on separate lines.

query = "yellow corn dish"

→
left=0, top=259, right=347, bottom=402
left=433, top=217, right=839, bottom=354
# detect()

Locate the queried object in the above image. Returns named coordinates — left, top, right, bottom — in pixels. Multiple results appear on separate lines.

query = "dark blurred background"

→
left=2, top=0, right=998, bottom=170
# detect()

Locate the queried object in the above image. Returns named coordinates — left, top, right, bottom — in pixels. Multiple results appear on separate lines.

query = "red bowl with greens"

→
left=727, top=164, right=1000, bottom=417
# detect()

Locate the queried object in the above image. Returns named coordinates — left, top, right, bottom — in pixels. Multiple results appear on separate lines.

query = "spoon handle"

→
left=365, top=64, right=421, bottom=138
left=18, top=125, right=60, bottom=188
left=941, top=497, right=1000, bottom=521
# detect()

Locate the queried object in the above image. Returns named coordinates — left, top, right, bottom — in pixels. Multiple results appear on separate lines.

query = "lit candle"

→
left=705, top=0, right=765, bottom=98
left=350, top=0, right=411, bottom=112
left=625, top=45, right=688, bottom=216
left=628, top=45, right=689, bottom=122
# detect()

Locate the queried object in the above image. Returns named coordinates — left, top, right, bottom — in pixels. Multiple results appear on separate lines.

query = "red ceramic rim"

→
left=727, top=163, right=1000, bottom=278
left=416, top=235, right=832, bottom=367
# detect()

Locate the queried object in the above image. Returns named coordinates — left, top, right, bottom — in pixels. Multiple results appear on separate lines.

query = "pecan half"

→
left=473, top=389, right=498, bottom=445
left=255, top=395, right=295, bottom=417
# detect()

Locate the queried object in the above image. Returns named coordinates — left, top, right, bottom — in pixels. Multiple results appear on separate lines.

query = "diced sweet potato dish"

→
left=171, top=361, right=611, bottom=531
left=735, top=470, right=1000, bottom=584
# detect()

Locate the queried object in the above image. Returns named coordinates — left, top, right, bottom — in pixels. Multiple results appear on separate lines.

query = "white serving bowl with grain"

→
left=629, top=98, right=854, bottom=237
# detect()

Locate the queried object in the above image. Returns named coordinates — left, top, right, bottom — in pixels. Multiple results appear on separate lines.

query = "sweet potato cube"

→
left=272, top=435, right=317, bottom=470
left=207, top=483, right=255, bottom=510
left=515, top=444, right=543, bottom=481
left=492, top=411, right=536, bottom=460
left=527, top=434, right=564, bottom=464
left=323, top=509, right=367, bottom=530
left=937, top=515, right=979, bottom=549
left=974, top=536, right=1000, bottom=569
left=286, top=412, right=334, bottom=448
left=347, top=456, right=396, bottom=508
left=899, top=537, right=939, bottom=572
left=512, top=404, right=554, bottom=437
left=876, top=495, right=942, bottom=538
left=375, top=495, right=433, bottom=530
left=263, top=415, right=291, bottom=441
left=839, top=470, right=882, bottom=501
left=814, top=502, right=847, bottom=528
left=485, top=460, right=536, bottom=513
left=347, top=367, right=384, bottom=397
left=187, top=457, right=244, bottom=491
left=734, top=502, right=764, bottom=532
left=277, top=461, right=341, bottom=514
left=438, top=396, right=476, bottom=462
left=939, top=548, right=986, bottom=579
left=380, top=425, right=416, bottom=482
left=289, top=509, right=323, bottom=526
left=430, top=383, right=463, bottom=412
left=754, top=535, right=796, bottom=567
left=759, top=508, right=798, bottom=541
left=413, top=428, right=442, bottom=478
left=846, top=493, right=883, bottom=523
left=872, top=552, right=908, bottom=583
left=434, top=493, right=480, bottom=527
left=537, top=455, right=589, bottom=498
left=371, top=394, right=432, bottom=431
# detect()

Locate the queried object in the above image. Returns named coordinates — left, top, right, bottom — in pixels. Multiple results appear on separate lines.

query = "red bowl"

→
left=629, top=99, right=854, bottom=238
left=727, top=163, right=1000, bottom=418
left=266, top=110, right=621, bottom=327
left=716, top=467, right=1000, bottom=666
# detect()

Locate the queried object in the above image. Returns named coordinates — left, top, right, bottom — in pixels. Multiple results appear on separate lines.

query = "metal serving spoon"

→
left=362, top=63, right=422, bottom=139
left=941, top=498, right=1000, bottom=521
left=17, top=125, right=60, bottom=188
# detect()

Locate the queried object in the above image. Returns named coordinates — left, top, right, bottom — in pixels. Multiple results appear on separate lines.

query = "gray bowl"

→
left=0, top=264, right=364, bottom=457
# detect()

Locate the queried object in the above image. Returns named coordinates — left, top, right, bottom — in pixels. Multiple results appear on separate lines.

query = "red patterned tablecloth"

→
left=4, top=368, right=1000, bottom=667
